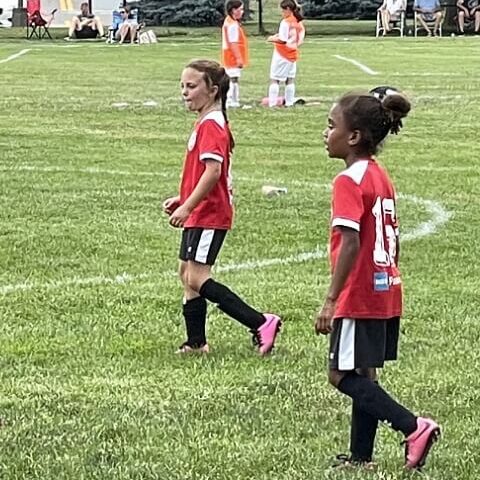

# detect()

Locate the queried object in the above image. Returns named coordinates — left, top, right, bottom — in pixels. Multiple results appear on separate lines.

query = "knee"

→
left=459, top=11, right=465, bottom=19
left=184, top=273, right=204, bottom=293
left=328, top=370, right=344, bottom=388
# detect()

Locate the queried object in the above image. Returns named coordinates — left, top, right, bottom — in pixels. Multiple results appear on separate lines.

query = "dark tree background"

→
left=137, top=0, right=452, bottom=27
left=139, top=0, right=253, bottom=27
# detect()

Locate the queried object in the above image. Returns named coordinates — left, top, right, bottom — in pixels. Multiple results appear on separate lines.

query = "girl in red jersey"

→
left=267, top=0, right=305, bottom=107
left=222, top=0, right=249, bottom=108
left=316, top=89, right=440, bottom=470
left=162, top=60, right=281, bottom=355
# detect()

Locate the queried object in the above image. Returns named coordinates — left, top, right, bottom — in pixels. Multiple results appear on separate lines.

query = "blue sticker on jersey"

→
left=374, top=272, right=390, bottom=292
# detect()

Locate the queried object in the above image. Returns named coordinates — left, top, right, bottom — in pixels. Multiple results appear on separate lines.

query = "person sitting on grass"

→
left=69, top=2, right=104, bottom=39
left=414, top=0, right=443, bottom=36
left=457, top=0, right=480, bottom=35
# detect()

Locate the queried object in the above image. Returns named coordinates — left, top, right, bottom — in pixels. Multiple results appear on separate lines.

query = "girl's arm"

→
left=315, top=227, right=360, bottom=335
left=169, top=160, right=221, bottom=228
left=267, top=34, right=286, bottom=43
left=229, top=42, right=243, bottom=67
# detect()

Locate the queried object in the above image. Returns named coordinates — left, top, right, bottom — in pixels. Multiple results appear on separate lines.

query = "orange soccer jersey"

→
left=275, top=15, right=305, bottom=62
left=222, top=15, right=249, bottom=68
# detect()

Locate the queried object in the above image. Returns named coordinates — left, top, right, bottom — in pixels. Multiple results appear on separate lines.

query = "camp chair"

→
left=26, top=0, right=56, bottom=39
left=106, top=7, right=141, bottom=43
left=376, top=9, right=406, bottom=37
left=414, top=9, right=445, bottom=36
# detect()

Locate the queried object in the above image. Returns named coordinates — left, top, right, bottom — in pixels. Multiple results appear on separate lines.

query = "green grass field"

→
left=0, top=33, right=479, bottom=479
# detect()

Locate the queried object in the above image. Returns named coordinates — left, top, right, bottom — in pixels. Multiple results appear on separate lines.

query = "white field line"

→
left=0, top=49, right=32, bottom=64
left=397, top=193, right=452, bottom=241
left=333, top=55, right=379, bottom=75
left=0, top=187, right=451, bottom=295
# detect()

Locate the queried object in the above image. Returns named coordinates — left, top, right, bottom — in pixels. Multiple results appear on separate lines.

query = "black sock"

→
left=350, top=399, right=378, bottom=462
left=338, top=372, right=417, bottom=437
left=182, top=296, right=207, bottom=347
left=199, top=278, right=265, bottom=330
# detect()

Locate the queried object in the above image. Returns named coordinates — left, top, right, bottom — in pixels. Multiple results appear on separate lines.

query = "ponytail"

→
left=337, top=90, right=411, bottom=155
left=381, top=94, right=411, bottom=135
left=186, top=59, right=235, bottom=152
left=280, top=0, right=303, bottom=21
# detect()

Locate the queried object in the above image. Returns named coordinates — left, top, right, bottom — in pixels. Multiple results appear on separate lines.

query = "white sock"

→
left=268, top=83, right=280, bottom=107
left=285, top=83, right=295, bottom=106
left=231, top=82, right=239, bottom=104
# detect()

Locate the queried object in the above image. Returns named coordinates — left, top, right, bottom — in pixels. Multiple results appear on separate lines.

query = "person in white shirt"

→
left=378, top=0, right=406, bottom=35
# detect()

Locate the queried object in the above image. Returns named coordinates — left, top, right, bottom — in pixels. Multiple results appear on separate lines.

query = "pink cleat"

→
left=175, top=343, right=210, bottom=354
left=404, top=417, right=440, bottom=470
left=255, top=314, right=281, bottom=356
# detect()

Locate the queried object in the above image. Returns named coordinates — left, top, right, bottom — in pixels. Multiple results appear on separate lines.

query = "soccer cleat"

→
left=175, top=342, right=210, bottom=354
left=254, top=314, right=281, bottom=356
left=331, top=454, right=377, bottom=471
left=403, top=417, right=440, bottom=470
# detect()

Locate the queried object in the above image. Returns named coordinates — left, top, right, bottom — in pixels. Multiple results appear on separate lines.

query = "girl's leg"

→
left=329, top=368, right=417, bottom=437
left=268, top=80, right=280, bottom=107
left=228, top=77, right=240, bottom=107
left=349, top=368, right=379, bottom=463
left=186, top=260, right=264, bottom=330
left=178, top=260, right=208, bottom=350
left=187, top=260, right=281, bottom=355
left=285, top=77, right=295, bottom=107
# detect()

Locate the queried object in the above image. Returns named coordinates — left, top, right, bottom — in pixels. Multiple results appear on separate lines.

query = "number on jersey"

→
left=372, top=196, right=397, bottom=267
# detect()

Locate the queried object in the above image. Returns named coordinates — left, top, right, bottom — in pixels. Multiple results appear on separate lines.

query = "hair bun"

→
left=369, top=85, right=399, bottom=101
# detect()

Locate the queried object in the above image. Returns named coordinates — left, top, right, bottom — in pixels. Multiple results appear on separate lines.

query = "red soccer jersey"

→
left=180, top=110, right=233, bottom=230
left=329, top=158, right=402, bottom=319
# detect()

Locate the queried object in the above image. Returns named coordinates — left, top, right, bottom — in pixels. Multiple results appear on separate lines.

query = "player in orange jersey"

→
left=222, top=1, right=249, bottom=108
left=267, top=0, right=305, bottom=107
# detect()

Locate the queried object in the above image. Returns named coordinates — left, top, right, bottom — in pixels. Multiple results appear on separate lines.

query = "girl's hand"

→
left=314, top=298, right=336, bottom=335
left=267, top=35, right=278, bottom=42
left=169, top=204, right=191, bottom=228
left=162, top=196, right=180, bottom=215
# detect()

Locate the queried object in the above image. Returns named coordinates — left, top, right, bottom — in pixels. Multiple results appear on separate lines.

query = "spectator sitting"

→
left=378, top=0, right=406, bottom=35
left=115, top=6, right=139, bottom=44
left=457, top=0, right=480, bottom=34
left=69, top=2, right=104, bottom=39
left=414, top=0, right=443, bottom=36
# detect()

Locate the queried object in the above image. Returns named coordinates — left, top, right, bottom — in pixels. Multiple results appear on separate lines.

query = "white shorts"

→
left=225, top=67, right=242, bottom=78
left=270, top=50, right=297, bottom=82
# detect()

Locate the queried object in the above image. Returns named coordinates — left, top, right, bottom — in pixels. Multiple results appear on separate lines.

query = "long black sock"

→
left=338, top=372, right=417, bottom=437
left=182, top=296, right=207, bottom=347
left=199, top=279, right=264, bottom=330
left=350, top=399, right=378, bottom=461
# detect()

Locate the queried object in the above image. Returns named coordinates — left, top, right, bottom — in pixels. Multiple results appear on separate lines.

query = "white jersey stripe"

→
left=332, top=218, right=360, bottom=231
left=338, top=318, right=356, bottom=371
left=200, top=152, right=223, bottom=163
left=195, top=229, right=215, bottom=263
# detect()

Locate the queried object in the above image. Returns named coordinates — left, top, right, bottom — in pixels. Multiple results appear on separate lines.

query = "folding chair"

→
left=414, top=10, right=445, bottom=36
left=106, top=7, right=141, bottom=43
left=376, top=9, right=406, bottom=37
left=26, top=0, right=56, bottom=39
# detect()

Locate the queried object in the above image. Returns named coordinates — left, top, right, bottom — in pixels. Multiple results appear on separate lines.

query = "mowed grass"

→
left=0, top=34, right=479, bottom=479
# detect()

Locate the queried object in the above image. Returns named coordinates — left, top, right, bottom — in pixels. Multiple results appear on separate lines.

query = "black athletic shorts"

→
left=329, top=317, right=400, bottom=371
left=75, top=27, right=98, bottom=39
left=179, top=228, right=227, bottom=265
